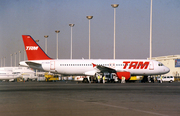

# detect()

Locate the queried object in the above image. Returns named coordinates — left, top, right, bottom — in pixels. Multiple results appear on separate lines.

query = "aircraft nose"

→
left=165, top=66, right=170, bottom=73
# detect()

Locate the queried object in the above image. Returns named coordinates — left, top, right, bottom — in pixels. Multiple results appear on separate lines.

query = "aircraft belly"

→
left=128, top=69, right=149, bottom=75
left=130, top=69, right=160, bottom=75
left=57, top=67, right=93, bottom=75
left=0, top=75, right=17, bottom=80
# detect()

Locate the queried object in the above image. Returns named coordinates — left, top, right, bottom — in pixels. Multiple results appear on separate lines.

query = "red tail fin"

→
left=22, top=35, right=51, bottom=60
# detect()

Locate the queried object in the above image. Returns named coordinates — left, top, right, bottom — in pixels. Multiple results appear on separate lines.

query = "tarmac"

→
left=0, top=81, right=180, bottom=116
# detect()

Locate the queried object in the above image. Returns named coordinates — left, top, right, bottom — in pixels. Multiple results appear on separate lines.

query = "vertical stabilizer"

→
left=22, top=35, right=51, bottom=60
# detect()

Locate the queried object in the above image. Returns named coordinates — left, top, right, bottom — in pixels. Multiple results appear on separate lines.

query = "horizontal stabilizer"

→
left=25, top=62, right=42, bottom=67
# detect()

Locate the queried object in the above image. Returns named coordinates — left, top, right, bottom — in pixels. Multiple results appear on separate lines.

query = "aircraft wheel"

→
left=83, top=78, right=89, bottom=83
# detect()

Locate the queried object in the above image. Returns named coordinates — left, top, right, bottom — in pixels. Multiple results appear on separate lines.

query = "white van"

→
left=157, top=76, right=174, bottom=83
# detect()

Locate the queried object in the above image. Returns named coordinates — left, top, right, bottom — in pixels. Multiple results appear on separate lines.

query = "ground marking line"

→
left=67, top=98, right=168, bottom=116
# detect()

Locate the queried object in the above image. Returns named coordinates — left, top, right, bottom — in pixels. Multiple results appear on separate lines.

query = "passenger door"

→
left=149, top=61, right=154, bottom=70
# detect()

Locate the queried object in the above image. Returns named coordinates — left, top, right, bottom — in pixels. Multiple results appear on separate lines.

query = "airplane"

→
left=0, top=70, right=21, bottom=81
left=0, top=67, right=37, bottom=82
left=19, top=35, right=170, bottom=82
left=12, top=67, right=38, bottom=81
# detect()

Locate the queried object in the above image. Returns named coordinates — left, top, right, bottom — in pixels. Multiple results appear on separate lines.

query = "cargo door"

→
left=50, top=61, right=55, bottom=70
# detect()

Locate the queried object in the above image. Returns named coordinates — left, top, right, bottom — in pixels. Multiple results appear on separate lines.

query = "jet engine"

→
left=116, top=72, right=131, bottom=80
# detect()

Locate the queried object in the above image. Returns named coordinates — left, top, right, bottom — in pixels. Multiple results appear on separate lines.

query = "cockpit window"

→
left=158, top=63, right=164, bottom=66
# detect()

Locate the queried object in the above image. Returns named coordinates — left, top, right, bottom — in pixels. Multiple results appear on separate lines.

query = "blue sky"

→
left=0, top=0, right=180, bottom=66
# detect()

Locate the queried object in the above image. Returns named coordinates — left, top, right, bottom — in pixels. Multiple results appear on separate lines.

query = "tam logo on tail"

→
left=26, top=46, right=38, bottom=50
left=22, top=35, right=51, bottom=60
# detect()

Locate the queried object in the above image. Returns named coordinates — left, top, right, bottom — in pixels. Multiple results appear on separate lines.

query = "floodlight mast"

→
left=69, top=24, right=75, bottom=59
left=10, top=54, right=13, bottom=67
left=55, top=30, right=60, bottom=59
left=150, top=0, right=153, bottom=60
left=44, top=35, right=49, bottom=54
left=86, top=16, right=93, bottom=59
left=111, top=4, right=119, bottom=59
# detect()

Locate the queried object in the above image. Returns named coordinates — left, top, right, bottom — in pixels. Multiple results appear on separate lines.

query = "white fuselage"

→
left=20, top=59, right=170, bottom=76
left=0, top=67, right=36, bottom=80
left=0, top=71, right=20, bottom=80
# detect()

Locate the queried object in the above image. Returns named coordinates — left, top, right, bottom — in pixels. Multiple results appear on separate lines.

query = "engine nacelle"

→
left=116, top=72, right=131, bottom=80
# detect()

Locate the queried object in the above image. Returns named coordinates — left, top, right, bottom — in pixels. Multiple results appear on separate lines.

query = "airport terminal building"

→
left=151, top=55, right=180, bottom=76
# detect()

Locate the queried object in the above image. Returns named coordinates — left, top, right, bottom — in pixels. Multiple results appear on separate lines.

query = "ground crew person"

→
left=121, top=76, right=125, bottom=83
left=98, top=75, right=100, bottom=83
left=103, top=76, right=105, bottom=84
left=160, top=76, right=163, bottom=83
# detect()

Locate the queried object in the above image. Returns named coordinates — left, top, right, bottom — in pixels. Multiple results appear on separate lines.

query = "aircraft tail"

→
left=22, top=35, right=52, bottom=60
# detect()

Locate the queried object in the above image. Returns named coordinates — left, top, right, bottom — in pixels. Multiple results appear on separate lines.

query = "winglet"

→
left=22, top=35, right=52, bottom=60
left=92, top=63, right=96, bottom=68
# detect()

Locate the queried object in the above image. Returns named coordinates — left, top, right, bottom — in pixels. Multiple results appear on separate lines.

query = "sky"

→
left=0, top=0, right=180, bottom=67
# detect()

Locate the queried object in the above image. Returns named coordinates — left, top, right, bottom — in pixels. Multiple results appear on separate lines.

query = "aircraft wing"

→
left=93, top=63, right=116, bottom=73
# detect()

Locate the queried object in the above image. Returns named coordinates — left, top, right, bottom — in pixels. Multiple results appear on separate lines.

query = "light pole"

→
left=111, top=4, right=119, bottom=59
left=150, top=0, right=152, bottom=60
left=44, top=35, right=49, bottom=54
left=1, top=58, right=2, bottom=67
left=24, top=50, right=26, bottom=61
left=19, top=51, right=21, bottom=67
left=55, top=30, right=60, bottom=59
left=69, top=24, right=75, bottom=59
left=4, top=57, right=6, bottom=67
left=19, top=51, right=21, bottom=62
left=10, top=54, right=13, bottom=67
left=34, top=40, right=39, bottom=76
left=86, top=16, right=93, bottom=59
left=14, top=52, right=17, bottom=67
